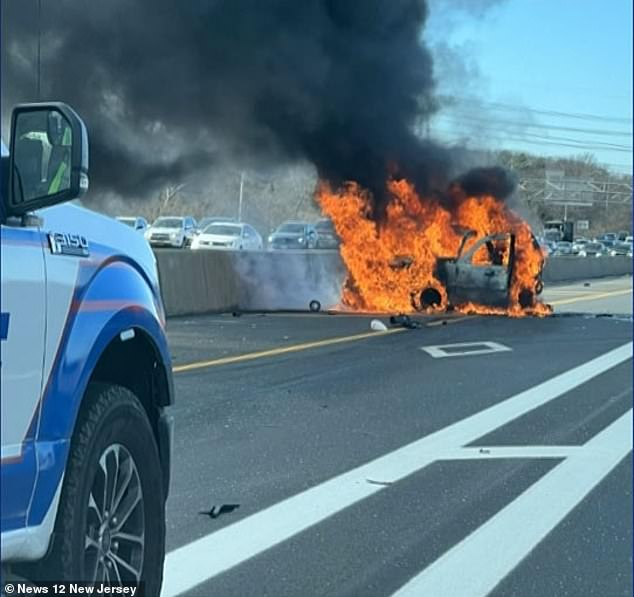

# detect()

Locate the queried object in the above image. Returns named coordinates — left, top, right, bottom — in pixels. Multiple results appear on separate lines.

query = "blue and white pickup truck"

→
left=1, top=103, right=173, bottom=593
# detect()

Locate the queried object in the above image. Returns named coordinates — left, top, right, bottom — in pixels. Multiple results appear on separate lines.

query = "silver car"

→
left=314, top=219, right=340, bottom=250
left=116, top=216, right=149, bottom=234
left=146, top=216, right=198, bottom=248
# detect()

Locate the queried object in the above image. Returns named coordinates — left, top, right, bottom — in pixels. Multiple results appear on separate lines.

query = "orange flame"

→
left=318, top=179, right=551, bottom=317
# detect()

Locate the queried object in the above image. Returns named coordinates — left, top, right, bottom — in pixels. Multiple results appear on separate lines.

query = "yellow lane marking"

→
left=172, top=288, right=629, bottom=374
left=173, top=328, right=405, bottom=373
left=549, top=288, right=632, bottom=306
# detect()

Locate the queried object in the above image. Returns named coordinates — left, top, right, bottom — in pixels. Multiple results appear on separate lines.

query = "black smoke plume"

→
left=1, top=0, right=514, bottom=210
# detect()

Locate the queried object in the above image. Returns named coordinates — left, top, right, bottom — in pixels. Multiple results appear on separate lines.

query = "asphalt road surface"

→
left=162, top=275, right=632, bottom=597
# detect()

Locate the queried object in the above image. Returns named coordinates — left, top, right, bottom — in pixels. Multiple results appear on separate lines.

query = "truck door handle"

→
left=484, top=270, right=495, bottom=277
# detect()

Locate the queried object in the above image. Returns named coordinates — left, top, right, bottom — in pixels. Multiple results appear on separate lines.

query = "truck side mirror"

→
left=7, top=102, right=89, bottom=217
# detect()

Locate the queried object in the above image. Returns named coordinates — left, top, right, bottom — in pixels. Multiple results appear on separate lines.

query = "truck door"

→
left=0, top=223, right=46, bottom=532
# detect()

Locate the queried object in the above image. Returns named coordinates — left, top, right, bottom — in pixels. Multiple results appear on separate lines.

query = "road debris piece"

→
left=199, top=504, right=241, bottom=519
left=389, top=314, right=423, bottom=329
left=370, top=319, right=388, bottom=331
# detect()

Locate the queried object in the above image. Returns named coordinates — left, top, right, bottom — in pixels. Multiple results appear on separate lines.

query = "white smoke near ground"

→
left=232, top=251, right=345, bottom=312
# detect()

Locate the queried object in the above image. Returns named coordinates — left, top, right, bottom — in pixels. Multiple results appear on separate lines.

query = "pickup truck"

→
left=1, top=103, right=173, bottom=593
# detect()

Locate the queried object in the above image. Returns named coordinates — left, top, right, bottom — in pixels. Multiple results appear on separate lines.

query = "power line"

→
left=435, top=130, right=633, bottom=154
left=439, top=95, right=633, bottom=125
left=434, top=120, right=633, bottom=151
left=435, top=113, right=632, bottom=138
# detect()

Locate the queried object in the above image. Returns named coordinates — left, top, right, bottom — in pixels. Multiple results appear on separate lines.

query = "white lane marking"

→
left=392, top=410, right=633, bottom=597
left=161, top=342, right=632, bottom=597
left=421, top=341, right=512, bottom=358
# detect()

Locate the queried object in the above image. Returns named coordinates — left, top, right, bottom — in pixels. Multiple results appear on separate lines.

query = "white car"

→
left=191, top=222, right=263, bottom=251
left=146, top=216, right=197, bottom=248
left=116, top=215, right=148, bottom=234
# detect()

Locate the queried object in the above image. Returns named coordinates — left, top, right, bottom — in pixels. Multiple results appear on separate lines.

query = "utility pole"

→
left=36, top=0, right=42, bottom=100
left=238, top=171, right=244, bottom=222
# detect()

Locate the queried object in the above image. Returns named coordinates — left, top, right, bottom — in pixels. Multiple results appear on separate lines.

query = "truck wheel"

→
left=39, top=384, right=165, bottom=593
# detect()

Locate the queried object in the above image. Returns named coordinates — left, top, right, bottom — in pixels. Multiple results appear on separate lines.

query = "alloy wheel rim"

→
left=84, top=443, right=145, bottom=582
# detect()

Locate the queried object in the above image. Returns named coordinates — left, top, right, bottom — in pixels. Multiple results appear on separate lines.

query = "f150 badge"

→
left=48, top=232, right=90, bottom=257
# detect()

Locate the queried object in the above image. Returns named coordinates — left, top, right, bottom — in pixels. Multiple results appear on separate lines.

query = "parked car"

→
left=572, top=239, right=589, bottom=254
left=617, top=231, right=630, bottom=241
left=597, top=233, right=617, bottom=249
left=268, top=221, right=318, bottom=250
left=197, top=216, right=237, bottom=232
left=554, top=241, right=573, bottom=256
left=609, top=241, right=633, bottom=257
left=146, top=216, right=197, bottom=248
left=314, top=218, right=340, bottom=250
left=116, top=216, right=149, bottom=234
left=578, top=241, right=607, bottom=257
left=191, top=222, right=263, bottom=251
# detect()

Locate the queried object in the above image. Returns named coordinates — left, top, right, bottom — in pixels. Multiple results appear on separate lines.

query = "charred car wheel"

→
left=419, top=287, right=442, bottom=310
left=518, top=288, right=535, bottom=309
left=535, top=280, right=544, bottom=295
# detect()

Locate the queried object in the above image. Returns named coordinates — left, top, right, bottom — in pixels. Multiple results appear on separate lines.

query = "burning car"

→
left=319, top=179, right=551, bottom=316
left=389, top=229, right=545, bottom=312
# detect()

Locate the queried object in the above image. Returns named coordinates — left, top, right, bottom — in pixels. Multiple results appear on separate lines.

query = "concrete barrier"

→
left=155, top=249, right=240, bottom=316
left=155, top=249, right=632, bottom=317
left=543, top=255, right=633, bottom=283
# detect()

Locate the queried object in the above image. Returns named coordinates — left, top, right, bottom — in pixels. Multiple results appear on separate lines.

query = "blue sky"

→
left=427, top=0, right=633, bottom=174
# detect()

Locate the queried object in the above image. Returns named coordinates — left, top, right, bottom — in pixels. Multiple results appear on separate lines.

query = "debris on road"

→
left=389, top=314, right=423, bottom=329
left=199, top=504, right=241, bottom=519
left=366, top=479, right=394, bottom=486
left=370, top=319, right=388, bottom=331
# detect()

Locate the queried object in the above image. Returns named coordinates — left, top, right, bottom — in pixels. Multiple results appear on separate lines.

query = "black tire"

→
left=419, top=287, right=442, bottom=310
left=33, top=384, right=165, bottom=594
left=518, top=288, right=535, bottom=309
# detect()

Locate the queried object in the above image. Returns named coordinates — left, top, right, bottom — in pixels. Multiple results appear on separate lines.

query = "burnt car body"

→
left=391, top=231, right=544, bottom=311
